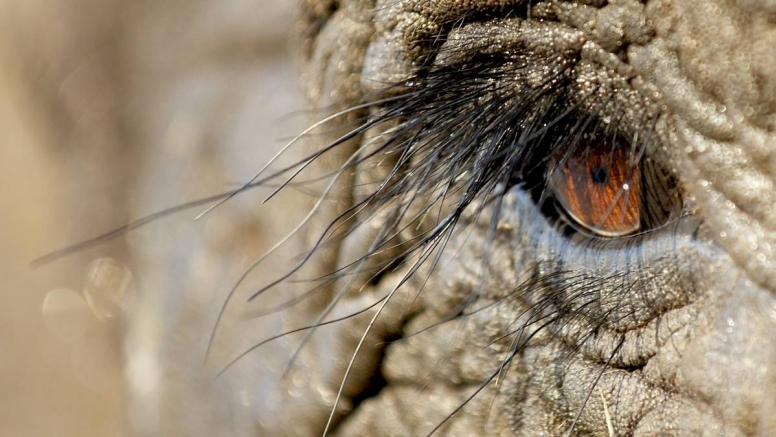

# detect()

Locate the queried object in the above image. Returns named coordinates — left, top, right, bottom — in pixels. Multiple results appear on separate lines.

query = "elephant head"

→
left=235, top=0, right=776, bottom=436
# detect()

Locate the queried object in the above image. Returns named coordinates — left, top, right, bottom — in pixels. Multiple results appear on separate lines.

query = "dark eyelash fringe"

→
left=33, top=46, right=658, bottom=436
left=255, top=54, right=578, bottom=295
left=204, top=50, right=659, bottom=435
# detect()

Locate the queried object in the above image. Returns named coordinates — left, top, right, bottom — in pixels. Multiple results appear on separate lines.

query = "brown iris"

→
left=550, top=142, right=641, bottom=237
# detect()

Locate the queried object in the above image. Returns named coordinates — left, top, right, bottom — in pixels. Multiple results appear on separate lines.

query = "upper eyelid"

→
left=432, top=18, right=585, bottom=66
left=409, top=19, right=656, bottom=130
left=231, top=10, right=672, bottom=302
left=365, top=23, right=680, bottom=240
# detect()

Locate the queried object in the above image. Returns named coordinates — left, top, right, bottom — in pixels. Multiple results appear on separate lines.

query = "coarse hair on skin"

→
left=203, top=33, right=676, bottom=435
left=35, top=21, right=678, bottom=436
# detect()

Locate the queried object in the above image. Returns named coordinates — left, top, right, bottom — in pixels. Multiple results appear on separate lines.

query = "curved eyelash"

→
left=31, top=45, right=666, bottom=436
left=229, top=53, right=582, bottom=310
left=246, top=52, right=647, bottom=297
left=34, top=50, right=655, bottom=352
left=201, top=50, right=666, bottom=431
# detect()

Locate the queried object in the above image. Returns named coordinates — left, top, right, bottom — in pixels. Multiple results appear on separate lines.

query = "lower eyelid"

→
left=482, top=188, right=700, bottom=347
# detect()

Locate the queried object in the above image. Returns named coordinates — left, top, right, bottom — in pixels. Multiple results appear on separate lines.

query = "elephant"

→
left=14, top=0, right=771, bottom=436
left=238, top=0, right=776, bottom=436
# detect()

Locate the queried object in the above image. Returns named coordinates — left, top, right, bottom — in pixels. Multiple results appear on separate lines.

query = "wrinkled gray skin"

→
left=248, top=0, right=776, bottom=436
left=20, top=0, right=776, bottom=436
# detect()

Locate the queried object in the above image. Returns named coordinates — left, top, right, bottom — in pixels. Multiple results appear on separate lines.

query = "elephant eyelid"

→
left=282, top=48, right=687, bottom=285
left=530, top=112, right=682, bottom=239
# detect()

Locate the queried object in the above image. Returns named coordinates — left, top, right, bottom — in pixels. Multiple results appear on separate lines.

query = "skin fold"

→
left=258, top=0, right=776, bottom=435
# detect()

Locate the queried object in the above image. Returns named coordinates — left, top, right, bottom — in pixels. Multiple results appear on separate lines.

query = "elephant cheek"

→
left=676, top=273, right=776, bottom=434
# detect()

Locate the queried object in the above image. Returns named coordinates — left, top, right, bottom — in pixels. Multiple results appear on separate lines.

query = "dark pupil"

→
left=590, top=166, right=608, bottom=184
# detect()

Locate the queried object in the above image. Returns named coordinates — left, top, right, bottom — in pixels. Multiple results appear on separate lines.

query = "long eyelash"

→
left=33, top=35, right=659, bottom=435
left=198, top=48, right=665, bottom=435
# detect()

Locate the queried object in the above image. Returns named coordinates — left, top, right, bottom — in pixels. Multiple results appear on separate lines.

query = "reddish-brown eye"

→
left=549, top=141, right=641, bottom=237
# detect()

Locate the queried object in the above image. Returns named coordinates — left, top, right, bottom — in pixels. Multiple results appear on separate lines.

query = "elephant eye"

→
left=548, top=130, right=641, bottom=237
left=534, top=121, right=682, bottom=239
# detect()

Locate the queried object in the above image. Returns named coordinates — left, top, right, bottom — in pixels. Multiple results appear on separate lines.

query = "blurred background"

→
left=0, top=1, right=306, bottom=436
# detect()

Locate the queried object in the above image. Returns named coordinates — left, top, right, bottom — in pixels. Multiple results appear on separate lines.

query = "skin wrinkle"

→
left=631, top=0, right=776, bottom=292
left=250, top=0, right=776, bottom=435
